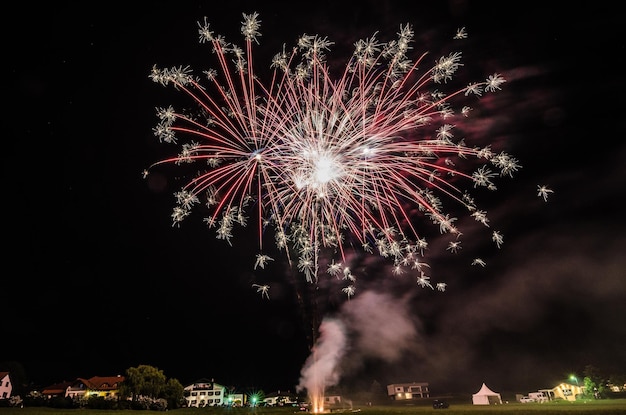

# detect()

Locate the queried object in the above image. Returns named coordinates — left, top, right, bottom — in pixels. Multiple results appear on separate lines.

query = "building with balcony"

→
left=386, top=382, right=430, bottom=400
left=183, top=379, right=226, bottom=407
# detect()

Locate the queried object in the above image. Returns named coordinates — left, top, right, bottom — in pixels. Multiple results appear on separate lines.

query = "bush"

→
left=48, top=396, right=77, bottom=409
left=86, top=395, right=119, bottom=410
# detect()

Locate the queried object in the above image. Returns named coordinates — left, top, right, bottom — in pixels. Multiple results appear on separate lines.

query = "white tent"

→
left=472, top=383, right=502, bottom=405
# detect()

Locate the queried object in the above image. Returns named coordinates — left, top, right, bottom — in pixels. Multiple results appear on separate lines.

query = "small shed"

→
left=472, top=383, right=502, bottom=405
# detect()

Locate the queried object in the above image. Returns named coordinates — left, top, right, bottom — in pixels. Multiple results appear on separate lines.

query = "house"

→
left=226, top=391, right=246, bottom=406
left=325, top=393, right=354, bottom=410
left=386, top=382, right=430, bottom=400
left=42, top=375, right=124, bottom=401
left=0, top=372, right=12, bottom=399
left=183, top=379, right=226, bottom=407
left=41, top=381, right=75, bottom=399
left=263, top=390, right=298, bottom=406
left=324, top=394, right=342, bottom=406
left=66, top=375, right=125, bottom=400
left=519, top=381, right=586, bottom=403
left=550, top=381, right=585, bottom=401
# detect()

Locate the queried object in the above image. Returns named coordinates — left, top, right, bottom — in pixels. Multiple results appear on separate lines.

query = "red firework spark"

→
left=145, top=13, right=518, bottom=290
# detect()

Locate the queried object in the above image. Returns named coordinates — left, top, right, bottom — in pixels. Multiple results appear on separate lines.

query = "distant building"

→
left=0, top=372, right=12, bottom=399
left=41, top=381, right=75, bottom=399
left=39, top=375, right=124, bottom=401
left=263, top=390, right=298, bottom=406
left=65, top=375, right=125, bottom=400
left=183, top=379, right=226, bottom=407
left=550, top=381, right=585, bottom=401
left=226, top=392, right=246, bottom=406
left=609, top=381, right=626, bottom=392
left=386, top=382, right=430, bottom=400
left=324, top=394, right=342, bottom=405
left=520, top=380, right=586, bottom=403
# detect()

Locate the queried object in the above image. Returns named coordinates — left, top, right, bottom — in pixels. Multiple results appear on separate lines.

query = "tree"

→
left=583, top=364, right=607, bottom=398
left=162, top=378, right=184, bottom=409
left=120, top=365, right=167, bottom=401
left=583, top=377, right=597, bottom=399
left=119, top=365, right=184, bottom=409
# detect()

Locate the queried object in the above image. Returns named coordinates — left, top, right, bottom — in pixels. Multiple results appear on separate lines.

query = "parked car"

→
left=519, top=396, right=535, bottom=403
left=432, top=399, right=449, bottom=409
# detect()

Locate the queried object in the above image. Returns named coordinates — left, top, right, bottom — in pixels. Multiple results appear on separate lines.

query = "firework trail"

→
left=145, top=13, right=516, bottom=297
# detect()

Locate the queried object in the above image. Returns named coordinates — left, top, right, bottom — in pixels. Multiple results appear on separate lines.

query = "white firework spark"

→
left=146, top=12, right=519, bottom=290
left=252, top=284, right=270, bottom=299
left=537, top=184, right=554, bottom=201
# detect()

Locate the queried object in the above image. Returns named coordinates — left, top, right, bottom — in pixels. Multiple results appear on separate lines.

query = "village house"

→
left=183, top=379, right=226, bottom=407
left=0, top=372, right=12, bottom=399
left=386, top=382, right=430, bottom=401
left=41, top=375, right=125, bottom=400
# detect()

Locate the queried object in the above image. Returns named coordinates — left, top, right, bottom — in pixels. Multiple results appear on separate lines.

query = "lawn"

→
left=2, top=400, right=626, bottom=415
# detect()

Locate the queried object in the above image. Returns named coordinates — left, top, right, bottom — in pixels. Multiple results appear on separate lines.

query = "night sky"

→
left=4, top=0, right=625, bottom=398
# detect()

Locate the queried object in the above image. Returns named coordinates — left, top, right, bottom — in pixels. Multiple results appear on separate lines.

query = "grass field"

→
left=2, top=400, right=626, bottom=415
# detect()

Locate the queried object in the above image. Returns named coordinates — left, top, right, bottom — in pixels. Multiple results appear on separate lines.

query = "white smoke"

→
left=296, top=318, right=347, bottom=410
left=342, top=291, right=420, bottom=364
left=296, top=318, right=346, bottom=392
left=297, top=291, right=420, bottom=398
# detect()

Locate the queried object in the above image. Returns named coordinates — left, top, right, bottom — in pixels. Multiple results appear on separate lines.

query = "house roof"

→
left=264, top=390, right=297, bottom=398
left=388, top=382, right=429, bottom=386
left=85, top=376, right=124, bottom=390
left=184, top=379, right=226, bottom=391
left=42, top=381, right=74, bottom=395
left=43, top=376, right=125, bottom=393
left=192, top=378, right=216, bottom=385
left=0, top=372, right=9, bottom=381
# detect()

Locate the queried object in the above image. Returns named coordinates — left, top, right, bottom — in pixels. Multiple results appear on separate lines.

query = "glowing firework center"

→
left=293, top=150, right=344, bottom=197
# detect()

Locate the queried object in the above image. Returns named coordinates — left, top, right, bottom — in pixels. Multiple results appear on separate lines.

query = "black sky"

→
left=4, top=0, right=625, bottom=397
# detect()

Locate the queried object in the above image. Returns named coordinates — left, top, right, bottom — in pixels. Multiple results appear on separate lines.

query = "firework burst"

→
left=145, top=13, right=517, bottom=293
